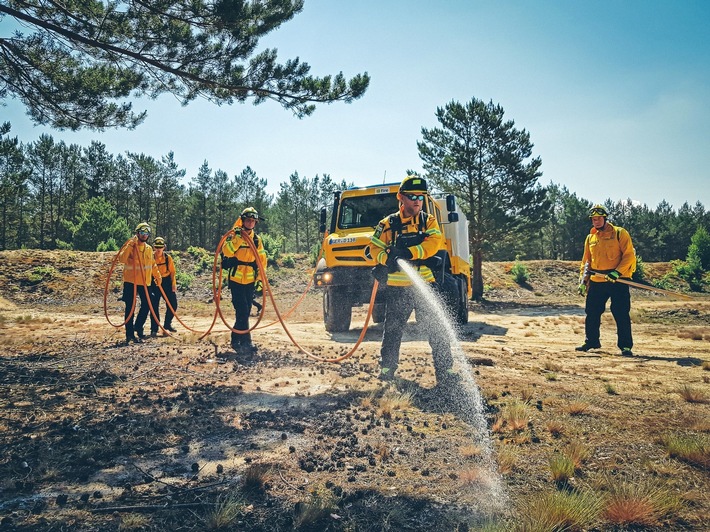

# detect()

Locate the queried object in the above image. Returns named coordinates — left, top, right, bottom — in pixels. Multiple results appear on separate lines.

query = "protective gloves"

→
left=605, top=270, right=621, bottom=282
left=385, top=247, right=413, bottom=272
left=232, top=227, right=242, bottom=237
left=371, top=265, right=388, bottom=283
left=254, top=280, right=263, bottom=296
left=577, top=283, right=587, bottom=297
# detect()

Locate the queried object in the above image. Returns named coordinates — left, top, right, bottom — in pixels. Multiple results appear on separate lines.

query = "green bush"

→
left=187, top=246, right=213, bottom=273
left=97, top=237, right=119, bottom=252
left=260, top=233, right=284, bottom=263
left=632, top=255, right=645, bottom=281
left=175, top=271, right=193, bottom=291
left=27, top=265, right=57, bottom=283
left=510, top=256, right=529, bottom=284
left=282, top=254, right=296, bottom=268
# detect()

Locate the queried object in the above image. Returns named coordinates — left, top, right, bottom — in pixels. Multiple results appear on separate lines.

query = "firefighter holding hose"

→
left=221, top=207, right=267, bottom=356
left=370, top=176, right=457, bottom=387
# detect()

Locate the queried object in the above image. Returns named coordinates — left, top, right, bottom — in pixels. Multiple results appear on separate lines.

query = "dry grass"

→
left=376, top=389, right=414, bottom=419
left=201, top=491, right=247, bottom=530
left=660, top=433, right=710, bottom=469
left=241, top=463, right=270, bottom=494
left=603, top=480, right=683, bottom=527
left=459, top=444, right=483, bottom=458
left=118, top=513, right=151, bottom=531
left=515, top=489, right=603, bottom=531
left=545, top=420, right=565, bottom=438
left=566, top=401, right=591, bottom=416
left=496, top=444, right=519, bottom=475
left=676, top=384, right=709, bottom=404
left=293, top=487, right=338, bottom=530
left=549, top=453, right=575, bottom=483
left=565, top=441, right=592, bottom=470
left=501, top=400, right=531, bottom=431
left=543, top=360, right=562, bottom=372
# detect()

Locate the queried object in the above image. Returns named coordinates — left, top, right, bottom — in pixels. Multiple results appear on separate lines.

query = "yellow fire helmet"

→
left=135, top=222, right=151, bottom=233
left=589, top=204, right=608, bottom=218
left=399, top=175, right=428, bottom=194
left=240, top=207, right=259, bottom=220
left=153, top=237, right=166, bottom=248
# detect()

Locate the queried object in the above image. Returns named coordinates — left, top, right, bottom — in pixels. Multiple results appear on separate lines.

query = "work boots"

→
left=575, top=342, right=601, bottom=352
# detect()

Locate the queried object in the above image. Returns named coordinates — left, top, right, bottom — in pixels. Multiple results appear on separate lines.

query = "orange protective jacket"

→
left=154, top=251, right=177, bottom=291
left=119, top=240, right=161, bottom=286
left=370, top=207, right=443, bottom=286
left=579, top=222, right=636, bottom=283
left=222, top=219, right=267, bottom=285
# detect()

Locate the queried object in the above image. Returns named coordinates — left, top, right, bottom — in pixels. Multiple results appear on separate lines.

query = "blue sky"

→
left=3, top=0, right=709, bottom=209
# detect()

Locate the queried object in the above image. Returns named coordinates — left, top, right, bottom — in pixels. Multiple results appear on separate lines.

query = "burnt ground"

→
left=0, top=250, right=708, bottom=531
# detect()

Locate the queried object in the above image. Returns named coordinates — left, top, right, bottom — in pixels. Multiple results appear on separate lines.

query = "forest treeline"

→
left=1, top=124, right=709, bottom=264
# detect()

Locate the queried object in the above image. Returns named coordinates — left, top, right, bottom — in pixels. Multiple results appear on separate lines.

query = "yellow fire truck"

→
left=314, top=182, right=471, bottom=332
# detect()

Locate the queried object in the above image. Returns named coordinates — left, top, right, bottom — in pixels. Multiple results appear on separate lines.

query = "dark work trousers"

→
left=150, top=277, right=178, bottom=333
left=380, top=285, right=453, bottom=381
left=123, top=282, right=150, bottom=339
left=230, top=281, right=255, bottom=347
left=584, top=280, right=633, bottom=349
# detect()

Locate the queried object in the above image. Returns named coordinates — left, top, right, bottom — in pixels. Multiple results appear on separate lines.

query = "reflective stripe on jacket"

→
left=371, top=207, right=443, bottom=286
left=579, top=222, right=636, bottom=283
left=223, top=226, right=268, bottom=285
left=119, top=241, right=161, bottom=286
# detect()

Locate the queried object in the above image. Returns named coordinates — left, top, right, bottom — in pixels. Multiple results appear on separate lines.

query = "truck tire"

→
left=455, top=276, right=469, bottom=325
left=324, top=287, right=352, bottom=332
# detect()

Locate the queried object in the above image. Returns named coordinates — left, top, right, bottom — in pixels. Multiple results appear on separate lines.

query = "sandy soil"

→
left=0, top=250, right=708, bottom=531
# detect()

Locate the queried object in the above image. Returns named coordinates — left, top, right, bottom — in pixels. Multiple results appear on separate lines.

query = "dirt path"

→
left=1, top=252, right=709, bottom=530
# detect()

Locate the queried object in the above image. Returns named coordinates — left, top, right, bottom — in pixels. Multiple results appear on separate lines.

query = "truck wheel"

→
left=455, top=277, right=469, bottom=325
left=324, top=287, right=352, bottom=332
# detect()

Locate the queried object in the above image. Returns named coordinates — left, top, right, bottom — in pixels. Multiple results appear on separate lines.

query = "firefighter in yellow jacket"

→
left=149, top=237, right=178, bottom=336
left=118, top=222, right=162, bottom=344
left=577, top=205, right=637, bottom=356
left=221, top=207, right=267, bottom=355
left=370, top=176, right=455, bottom=385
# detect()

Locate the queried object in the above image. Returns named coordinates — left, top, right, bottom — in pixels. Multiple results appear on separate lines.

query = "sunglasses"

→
left=242, top=213, right=259, bottom=220
left=404, top=194, right=425, bottom=201
left=138, top=230, right=150, bottom=236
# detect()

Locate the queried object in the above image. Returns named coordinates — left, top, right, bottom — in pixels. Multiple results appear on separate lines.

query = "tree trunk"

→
left=471, top=247, right=484, bottom=300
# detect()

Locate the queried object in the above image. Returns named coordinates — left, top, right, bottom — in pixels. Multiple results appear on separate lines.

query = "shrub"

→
left=187, top=246, right=213, bottom=273
left=510, top=256, right=529, bottom=284
left=175, top=271, right=193, bottom=291
left=632, top=254, right=645, bottom=281
left=282, top=254, right=296, bottom=268
left=26, top=265, right=57, bottom=283
left=97, top=237, right=119, bottom=252
left=260, top=233, right=284, bottom=263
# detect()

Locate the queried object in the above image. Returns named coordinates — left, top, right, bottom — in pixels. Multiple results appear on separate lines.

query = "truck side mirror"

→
left=446, top=194, right=456, bottom=212
left=319, top=207, right=327, bottom=233
left=448, top=212, right=459, bottom=223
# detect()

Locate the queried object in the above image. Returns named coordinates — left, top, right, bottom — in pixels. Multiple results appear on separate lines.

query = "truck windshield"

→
left=338, top=194, right=400, bottom=229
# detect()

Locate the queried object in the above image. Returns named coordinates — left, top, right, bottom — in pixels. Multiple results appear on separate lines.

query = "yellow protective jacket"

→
left=371, top=207, right=443, bottom=286
left=222, top=219, right=267, bottom=285
left=579, top=222, right=636, bottom=283
left=154, top=251, right=177, bottom=291
left=119, top=240, right=161, bottom=286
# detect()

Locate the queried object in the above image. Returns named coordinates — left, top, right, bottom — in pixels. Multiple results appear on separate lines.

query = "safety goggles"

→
left=138, top=230, right=151, bottom=236
left=242, top=213, right=259, bottom=220
left=404, top=194, right=425, bottom=202
left=589, top=209, right=606, bottom=217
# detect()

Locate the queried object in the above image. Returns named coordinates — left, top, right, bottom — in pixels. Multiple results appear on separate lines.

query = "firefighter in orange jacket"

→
left=149, top=237, right=178, bottom=336
left=370, top=176, right=455, bottom=386
left=118, top=222, right=162, bottom=344
left=221, top=207, right=267, bottom=355
left=576, top=205, right=637, bottom=356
